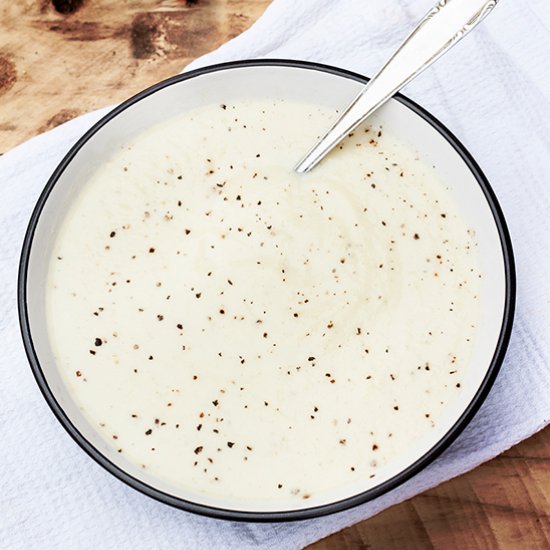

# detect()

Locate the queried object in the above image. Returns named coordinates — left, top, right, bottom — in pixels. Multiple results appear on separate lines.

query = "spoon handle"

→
left=295, top=0, right=500, bottom=174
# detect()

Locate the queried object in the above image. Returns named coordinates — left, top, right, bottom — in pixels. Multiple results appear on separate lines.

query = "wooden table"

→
left=2, top=1, right=548, bottom=547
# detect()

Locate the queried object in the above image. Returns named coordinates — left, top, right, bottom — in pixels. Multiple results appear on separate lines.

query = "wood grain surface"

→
left=1, top=1, right=549, bottom=548
left=0, top=0, right=267, bottom=153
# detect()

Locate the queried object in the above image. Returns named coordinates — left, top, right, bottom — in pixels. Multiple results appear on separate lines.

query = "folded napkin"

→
left=2, top=1, right=549, bottom=548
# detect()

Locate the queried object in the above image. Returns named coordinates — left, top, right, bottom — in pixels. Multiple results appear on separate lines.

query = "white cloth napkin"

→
left=2, top=1, right=549, bottom=548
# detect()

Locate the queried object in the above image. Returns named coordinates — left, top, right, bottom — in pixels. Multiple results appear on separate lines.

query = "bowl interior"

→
left=22, top=63, right=510, bottom=517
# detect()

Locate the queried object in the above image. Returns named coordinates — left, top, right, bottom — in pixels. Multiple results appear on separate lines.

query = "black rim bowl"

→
left=18, top=59, right=516, bottom=522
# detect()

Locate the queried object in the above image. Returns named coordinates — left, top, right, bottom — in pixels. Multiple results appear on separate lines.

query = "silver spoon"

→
left=295, top=0, right=500, bottom=174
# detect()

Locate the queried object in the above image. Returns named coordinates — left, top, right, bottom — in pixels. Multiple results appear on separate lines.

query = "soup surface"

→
left=47, top=99, right=481, bottom=506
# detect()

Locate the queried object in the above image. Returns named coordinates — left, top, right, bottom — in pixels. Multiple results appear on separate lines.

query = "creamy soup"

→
left=46, top=99, right=481, bottom=506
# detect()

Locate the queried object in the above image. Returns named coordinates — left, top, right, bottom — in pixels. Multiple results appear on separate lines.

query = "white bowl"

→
left=18, top=60, right=515, bottom=521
